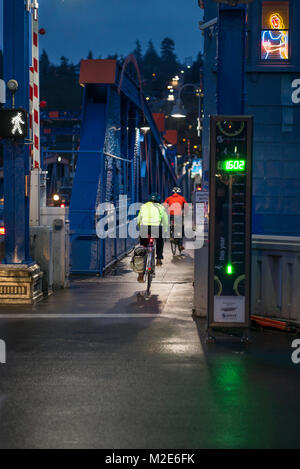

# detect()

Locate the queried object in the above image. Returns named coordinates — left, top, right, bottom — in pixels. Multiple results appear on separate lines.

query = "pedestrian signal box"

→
left=208, top=116, right=253, bottom=330
left=0, top=109, right=28, bottom=138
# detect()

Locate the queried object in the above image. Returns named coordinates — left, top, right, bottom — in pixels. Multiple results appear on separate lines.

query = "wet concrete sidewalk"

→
left=0, top=242, right=195, bottom=319
left=70, top=243, right=195, bottom=319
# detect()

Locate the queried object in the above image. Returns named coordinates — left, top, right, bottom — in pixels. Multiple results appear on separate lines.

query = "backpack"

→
left=130, top=246, right=147, bottom=273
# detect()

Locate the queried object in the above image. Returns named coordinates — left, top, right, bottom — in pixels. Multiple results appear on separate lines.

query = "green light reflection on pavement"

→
left=207, top=357, right=252, bottom=449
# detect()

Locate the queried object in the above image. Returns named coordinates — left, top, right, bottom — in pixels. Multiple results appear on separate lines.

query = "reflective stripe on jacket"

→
left=138, top=202, right=168, bottom=231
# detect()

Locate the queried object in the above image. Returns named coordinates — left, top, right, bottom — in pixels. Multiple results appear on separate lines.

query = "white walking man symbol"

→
left=11, top=112, right=25, bottom=135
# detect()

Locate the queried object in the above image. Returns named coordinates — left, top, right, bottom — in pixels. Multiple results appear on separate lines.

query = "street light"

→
left=170, top=83, right=202, bottom=136
left=140, top=122, right=150, bottom=133
left=139, top=114, right=150, bottom=134
left=170, top=100, right=187, bottom=118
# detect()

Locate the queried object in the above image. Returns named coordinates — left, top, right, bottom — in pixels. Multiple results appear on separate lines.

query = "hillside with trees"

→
left=0, top=38, right=202, bottom=114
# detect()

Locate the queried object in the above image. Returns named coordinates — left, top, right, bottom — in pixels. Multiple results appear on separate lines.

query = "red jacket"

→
left=164, top=193, right=188, bottom=216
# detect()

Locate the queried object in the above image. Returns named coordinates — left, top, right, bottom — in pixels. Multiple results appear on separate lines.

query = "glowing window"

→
left=261, top=1, right=289, bottom=61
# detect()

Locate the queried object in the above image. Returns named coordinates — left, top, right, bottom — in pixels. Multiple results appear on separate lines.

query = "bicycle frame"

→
left=170, top=215, right=183, bottom=241
left=145, top=236, right=156, bottom=296
left=170, top=215, right=183, bottom=255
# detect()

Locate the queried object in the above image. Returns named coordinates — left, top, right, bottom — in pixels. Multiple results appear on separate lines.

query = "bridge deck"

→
left=0, top=245, right=299, bottom=448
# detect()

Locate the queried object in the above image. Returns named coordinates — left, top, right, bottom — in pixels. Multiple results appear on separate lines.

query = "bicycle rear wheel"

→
left=146, top=271, right=152, bottom=296
left=171, top=240, right=177, bottom=255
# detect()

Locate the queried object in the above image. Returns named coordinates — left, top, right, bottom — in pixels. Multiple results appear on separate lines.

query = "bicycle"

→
left=170, top=215, right=183, bottom=256
left=145, top=236, right=156, bottom=297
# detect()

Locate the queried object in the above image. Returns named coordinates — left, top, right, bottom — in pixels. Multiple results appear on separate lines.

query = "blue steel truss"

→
left=69, top=60, right=177, bottom=274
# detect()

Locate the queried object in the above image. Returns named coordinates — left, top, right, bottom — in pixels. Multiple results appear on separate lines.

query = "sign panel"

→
left=208, top=116, right=253, bottom=329
left=0, top=80, right=5, bottom=104
left=193, top=190, right=208, bottom=233
left=0, top=108, right=28, bottom=138
left=191, top=158, right=202, bottom=178
left=214, top=296, right=245, bottom=323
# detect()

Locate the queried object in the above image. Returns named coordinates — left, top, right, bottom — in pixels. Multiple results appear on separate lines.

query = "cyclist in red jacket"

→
left=164, top=187, right=188, bottom=252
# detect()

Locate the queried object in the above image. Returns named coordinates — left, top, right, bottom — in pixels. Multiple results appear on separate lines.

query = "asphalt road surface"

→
left=0, top=247, right=299, bottom=449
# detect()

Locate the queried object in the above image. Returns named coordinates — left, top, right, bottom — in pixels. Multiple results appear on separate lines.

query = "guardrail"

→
left=252, top=235, right=300, bottom=323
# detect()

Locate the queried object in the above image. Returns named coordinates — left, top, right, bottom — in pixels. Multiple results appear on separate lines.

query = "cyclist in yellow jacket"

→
left=138, top=193, right=168, bottom=267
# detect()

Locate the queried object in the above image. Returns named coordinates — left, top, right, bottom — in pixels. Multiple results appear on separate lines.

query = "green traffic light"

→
left=226, top=264, right=233, bottom=275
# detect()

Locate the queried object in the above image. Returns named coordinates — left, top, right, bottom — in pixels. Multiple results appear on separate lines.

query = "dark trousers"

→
left=140, top=225, right=164, bottom=260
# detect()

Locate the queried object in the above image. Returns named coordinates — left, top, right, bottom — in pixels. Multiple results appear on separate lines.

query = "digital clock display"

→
left=222, top=159, right=246, bottom=172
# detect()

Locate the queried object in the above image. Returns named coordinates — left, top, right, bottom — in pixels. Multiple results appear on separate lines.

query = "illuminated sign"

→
left=208, top=116, right=253, bottom=332
left=261, top=28, right=289, bottom=60
left=0, top=109, right=28, bottom=138
left=191, top=158, right=202, bottom=178
left=261, top=2, right=289, bottom=60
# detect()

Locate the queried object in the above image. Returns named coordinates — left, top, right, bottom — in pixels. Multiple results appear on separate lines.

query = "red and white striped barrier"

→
left=29, top=5, right=40, bottom=169
left=29, top=1, right=41, bottom=226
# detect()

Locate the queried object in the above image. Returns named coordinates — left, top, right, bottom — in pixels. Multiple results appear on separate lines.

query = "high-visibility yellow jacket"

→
left=138, top=202, right=168, bottom=232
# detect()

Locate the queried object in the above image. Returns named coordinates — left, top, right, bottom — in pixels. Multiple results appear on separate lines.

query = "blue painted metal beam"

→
left=3, top=0, right=31, bottom=263
left=116, top=66, right=177, bottom=182
left=70, top=60, right=179, bottom=274
left=217, top=4, right=246, bottom=115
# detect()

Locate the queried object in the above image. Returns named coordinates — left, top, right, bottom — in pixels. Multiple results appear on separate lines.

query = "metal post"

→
left=217, top=4, right=246, bottom=115
left=0, top=0, right=43, bottom=304
left=3, top=0, right=31, bottom=263
left=29, top=0, right=41, bottom=226
left=193, top=2, right=247, bottom=318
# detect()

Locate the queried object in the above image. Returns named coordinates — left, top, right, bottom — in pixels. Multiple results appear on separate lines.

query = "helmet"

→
left=149, top=192, right=161, bottom=203
left=172, top=187, right=182, bottom=194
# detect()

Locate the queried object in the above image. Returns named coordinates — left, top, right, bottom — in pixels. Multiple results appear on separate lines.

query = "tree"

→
left=143, top=41, right=161, bottom=76
left=185, top=52, right=204, bottom=84
left=87, top=50, right=93, bottom=59
left=106, top=53, right=118, bottom=60
left=160, top=37, right=175, bottom=61
left=40, top=49, right=50, bottom=77
left=133, top=40, right=143, bottom=65
left=142, top=40, right=163, bottom=98
left=160, top=37, right=178, bottom=77
left=58, top=56, right=70, bottom=75
left=40, top=51, right=82, bottom=110
left=144, top=41, right=160, bottom=66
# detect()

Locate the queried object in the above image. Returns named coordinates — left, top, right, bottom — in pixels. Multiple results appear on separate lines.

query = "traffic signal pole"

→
left=0, top=0, right=42, bottom=304
left=3, top=0, right=31, bottom=263
left=194, top=2, right=252, bottom=342
left=206, top=3, right=252, bottom=342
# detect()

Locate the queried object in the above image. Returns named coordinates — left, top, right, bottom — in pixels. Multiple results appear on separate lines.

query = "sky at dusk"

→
left=0, top=0, right=204, bottom=64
